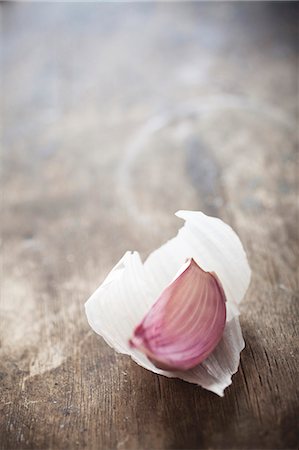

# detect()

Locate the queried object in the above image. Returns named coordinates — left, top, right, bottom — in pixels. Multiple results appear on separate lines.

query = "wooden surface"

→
left=1, top=3, right=298, bottom=449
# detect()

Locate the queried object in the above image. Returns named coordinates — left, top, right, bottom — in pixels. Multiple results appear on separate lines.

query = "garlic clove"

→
left=129, top=258, right=227, bottom=371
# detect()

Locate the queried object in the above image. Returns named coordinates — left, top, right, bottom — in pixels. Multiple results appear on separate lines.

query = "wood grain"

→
left=1, top=3, right=298, bottom=449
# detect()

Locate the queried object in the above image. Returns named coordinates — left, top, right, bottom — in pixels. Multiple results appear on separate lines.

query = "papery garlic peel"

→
left=129, top=258, right=227, bottom=371
left=85, top=210, right=251, bottom=396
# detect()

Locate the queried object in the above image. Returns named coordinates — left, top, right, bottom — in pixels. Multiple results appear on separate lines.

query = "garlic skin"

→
left=129, top=258, right=227, bottom=371
left=85, top=210, right=251, bottom=396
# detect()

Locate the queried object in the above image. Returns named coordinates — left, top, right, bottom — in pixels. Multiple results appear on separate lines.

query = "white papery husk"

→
left=85, top=210, right=251, bottom=396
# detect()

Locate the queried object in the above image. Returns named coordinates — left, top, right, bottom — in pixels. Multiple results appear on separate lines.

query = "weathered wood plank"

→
left=1, top=2, right=298, bottom=449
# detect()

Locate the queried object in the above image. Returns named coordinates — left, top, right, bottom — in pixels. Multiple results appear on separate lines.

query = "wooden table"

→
left=1, top=3, right=298, bottom=449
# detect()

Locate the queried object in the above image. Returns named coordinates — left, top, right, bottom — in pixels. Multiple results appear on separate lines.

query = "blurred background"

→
left=1, top=2, right=298, bottom=450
